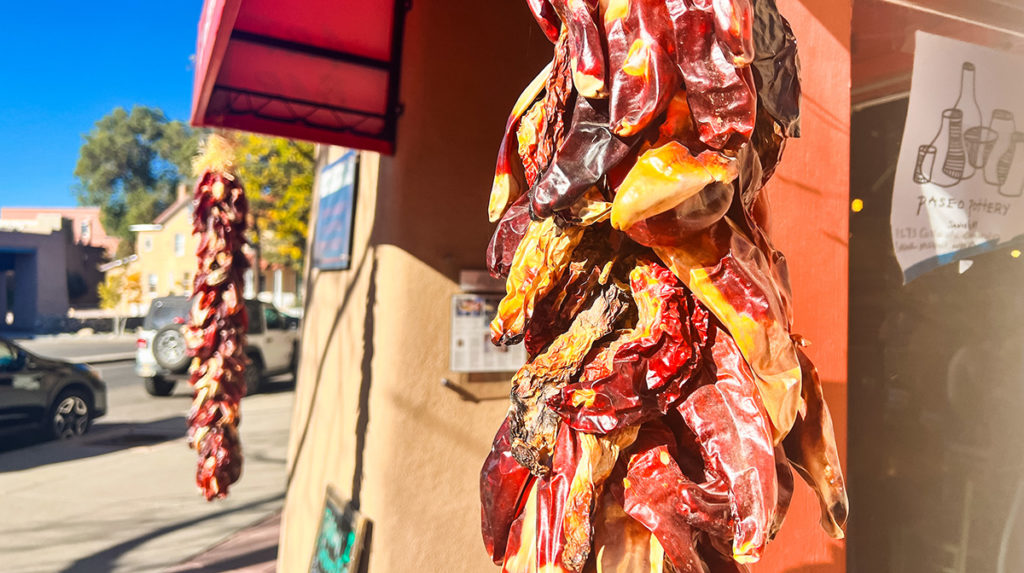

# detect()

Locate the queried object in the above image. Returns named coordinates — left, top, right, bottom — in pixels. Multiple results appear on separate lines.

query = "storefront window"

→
left=851, top=98, right=1024, bottom=572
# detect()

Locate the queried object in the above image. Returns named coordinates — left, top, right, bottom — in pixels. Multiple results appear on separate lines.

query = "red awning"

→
left=191, top=0, right=407, bottom=154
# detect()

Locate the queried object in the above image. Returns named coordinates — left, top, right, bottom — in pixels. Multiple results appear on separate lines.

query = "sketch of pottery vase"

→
left=997, top=132, right=1024, bottom=197
left=920, top=108, right=966, bottom=187
left=984, top=109, right=1016, bottom=185
left=953, top=62, right=984, bottom=178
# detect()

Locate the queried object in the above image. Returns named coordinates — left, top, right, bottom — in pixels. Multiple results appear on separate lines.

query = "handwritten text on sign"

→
left=891, top=32, right=1024, bottom=282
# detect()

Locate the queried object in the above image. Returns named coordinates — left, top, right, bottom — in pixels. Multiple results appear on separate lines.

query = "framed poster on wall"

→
left=309, top=486, right=368, bottom=573
left=312, top=150, right=359, bottom=271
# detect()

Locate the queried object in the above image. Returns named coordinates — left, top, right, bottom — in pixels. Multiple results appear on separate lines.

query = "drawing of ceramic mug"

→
left=964, top=126, right=998, bottom=170
left=914, top=145, right=937, bottom=184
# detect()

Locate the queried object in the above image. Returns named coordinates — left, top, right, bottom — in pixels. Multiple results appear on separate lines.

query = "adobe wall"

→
left=280, top=1, right=851, bottom=571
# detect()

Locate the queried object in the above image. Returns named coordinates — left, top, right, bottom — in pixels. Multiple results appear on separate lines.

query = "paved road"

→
left=17, top=335, right=137, bottom=363
left=0, top=362, right=294, bottom=573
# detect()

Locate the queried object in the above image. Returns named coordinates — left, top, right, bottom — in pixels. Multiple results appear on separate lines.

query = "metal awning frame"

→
left=192, top=0, right=409, bottom=154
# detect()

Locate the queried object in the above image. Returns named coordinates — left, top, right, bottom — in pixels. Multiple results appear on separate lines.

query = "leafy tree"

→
left=98, top=269, right=143, bottom=335
left=234, top=134, right=315, bottom=270
left=74, top=106, right=200, bottom=256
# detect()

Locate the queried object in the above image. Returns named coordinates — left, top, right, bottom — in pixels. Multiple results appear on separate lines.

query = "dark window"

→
left=264, top=305, right=285, bottom=330
left=245, top=300, right=264, bottom=334
left=144, top=297, right=190, bottom=330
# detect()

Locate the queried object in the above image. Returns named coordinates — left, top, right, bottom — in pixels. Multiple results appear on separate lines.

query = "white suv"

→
left=135, top=296, right=300, bottom=396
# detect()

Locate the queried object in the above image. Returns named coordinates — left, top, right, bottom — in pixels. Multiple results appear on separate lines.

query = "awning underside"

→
left=192, top=0, right=406, bottom=153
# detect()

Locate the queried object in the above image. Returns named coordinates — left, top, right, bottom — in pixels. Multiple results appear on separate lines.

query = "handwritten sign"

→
left=313, top=151, right=359, bottom=271
left=891, top=32, right=1024, bottom=282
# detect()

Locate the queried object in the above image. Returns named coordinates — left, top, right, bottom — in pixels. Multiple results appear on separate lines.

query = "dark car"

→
left=0, top=337, right=108, bottom=439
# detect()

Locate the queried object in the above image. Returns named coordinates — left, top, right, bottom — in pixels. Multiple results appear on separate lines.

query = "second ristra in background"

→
left=481, top=0, right=847, bottom=571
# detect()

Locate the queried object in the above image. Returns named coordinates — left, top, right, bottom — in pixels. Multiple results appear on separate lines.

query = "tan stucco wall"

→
left=279, top=1, right=551, bottom=570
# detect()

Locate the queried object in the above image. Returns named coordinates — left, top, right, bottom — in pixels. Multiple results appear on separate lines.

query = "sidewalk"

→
left=164, top=512, right=280, bottom=573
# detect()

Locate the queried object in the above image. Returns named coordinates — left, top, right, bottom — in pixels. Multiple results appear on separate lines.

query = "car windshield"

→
left=143, top=297, right=190, bottom=330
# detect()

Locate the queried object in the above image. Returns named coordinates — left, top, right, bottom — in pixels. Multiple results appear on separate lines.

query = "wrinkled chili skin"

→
left=553, top=261, right=710, bottom=433
left=482, top=416, right=536, bottom=563
left=488, top=194, right=533, bottom=279
left=605, top=0, right=681, bottom=138
left=527, top=0, right=563, bottom=43
left=751, top=0, right=801, bottom=137
left=530, top=97, right=639, bottom=219
left=667, top=1, right=757, bottom=150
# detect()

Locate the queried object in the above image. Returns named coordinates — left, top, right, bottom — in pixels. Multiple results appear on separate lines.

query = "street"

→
left=0, top=348, right=294, bottom=573
left=17, top=334, right=137, bottom=363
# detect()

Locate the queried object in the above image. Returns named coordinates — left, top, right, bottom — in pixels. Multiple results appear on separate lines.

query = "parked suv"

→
left=136, top=296, right=299, bottom=396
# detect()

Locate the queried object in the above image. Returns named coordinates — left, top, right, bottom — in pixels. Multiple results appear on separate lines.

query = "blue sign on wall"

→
left=312, top=151, right=359, bottom=271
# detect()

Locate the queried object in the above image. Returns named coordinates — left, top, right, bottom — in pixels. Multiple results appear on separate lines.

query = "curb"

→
left=79, top=353, right=136, bottom=365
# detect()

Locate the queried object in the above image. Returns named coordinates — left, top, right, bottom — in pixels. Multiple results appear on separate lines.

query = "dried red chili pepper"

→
left=482, top=416, right=536, bottom=563
left=666, top=0, right=757, bottom=150
left=490, top=63, right=553, bottom=223
left=655, top=221, right=802, bottom=438
left=527, top=0, right=563, bottom=43
left=509, top=283, right=629, bottom=475
left=783, top=347, right=849, bottom=538
left=677, top=324, right=778, bottom=562
left=751, top=0, right=801, bottom=137
left=604, top=0, right=680, bottom=137
left=184, top=135, right=250, bottom=500
left=551, top=0, right=607, bottom=98
left=530, top=96, right=640, bottom=219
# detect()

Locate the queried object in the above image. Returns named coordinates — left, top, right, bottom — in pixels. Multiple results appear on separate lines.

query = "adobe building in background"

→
left=0, top=225, right=71, bottom=331
left=128, top=185, right=301, bottom=310
left=191, top=1, right=850, bottom=571
left=0, top=206, right=120, bottom=258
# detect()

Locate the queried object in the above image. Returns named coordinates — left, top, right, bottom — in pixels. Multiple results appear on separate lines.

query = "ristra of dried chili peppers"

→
left=184, top=135, right=250, bottom=501
left=482, top=1, right=847, bottom=571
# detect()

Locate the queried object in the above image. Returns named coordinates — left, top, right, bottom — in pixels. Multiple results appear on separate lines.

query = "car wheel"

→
left=153, top=324, right=191, bottom=373
left=245, top=355, right=263, bottom=396
left=49, top=388, right=93, bottom=439
left=144, top=376, right=176, bottom=397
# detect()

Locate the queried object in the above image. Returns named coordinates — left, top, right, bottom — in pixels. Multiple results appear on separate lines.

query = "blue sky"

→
left=0, top=1, right=203, bottom=207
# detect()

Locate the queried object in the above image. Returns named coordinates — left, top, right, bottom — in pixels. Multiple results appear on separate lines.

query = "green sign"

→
left=310, top=487, right=367, bottom=573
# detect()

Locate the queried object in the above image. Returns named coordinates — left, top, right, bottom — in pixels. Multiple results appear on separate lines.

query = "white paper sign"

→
left=449, top=294, right=526, bottom=373
left=891, top=32, right=1024, bottom=282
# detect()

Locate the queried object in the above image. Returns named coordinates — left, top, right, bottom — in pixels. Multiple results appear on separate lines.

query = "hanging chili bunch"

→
left=184, top=134, right=250, bottom=500
left=482, top=0, right=847, bottom=571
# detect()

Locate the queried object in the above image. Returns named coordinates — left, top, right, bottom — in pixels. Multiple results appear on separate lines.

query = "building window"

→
left=183, top=272, right=191, bottom=290
left=143, top=237, right=153, bottom=252
left=80, top=220, right=91, bottom=240
left=174, top=233, right=186, bottom=257
left=148, top=273, right=158, bottom=294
